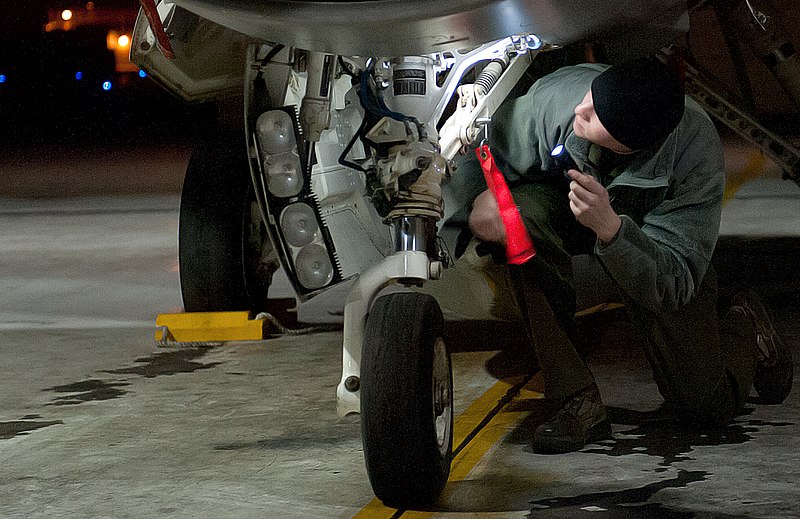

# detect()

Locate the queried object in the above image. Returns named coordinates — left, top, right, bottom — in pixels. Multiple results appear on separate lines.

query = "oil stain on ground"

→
left=527, top=470, right=728, bottom=518
left=104, top=347, right=221, bottom=378
left=44, top=379, right=130, bottom=405
left=583, top=406, right=794, bottom=466
left=39, top=349, right=220, bottom=406
left=0, top=418, right=63, bottom=439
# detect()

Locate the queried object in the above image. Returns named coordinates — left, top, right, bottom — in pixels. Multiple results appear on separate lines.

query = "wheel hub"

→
left=432, top=336, right=452, bottom=456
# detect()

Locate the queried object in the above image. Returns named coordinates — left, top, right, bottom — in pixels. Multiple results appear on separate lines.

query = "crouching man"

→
left=467, top=57, right=793, bottom=453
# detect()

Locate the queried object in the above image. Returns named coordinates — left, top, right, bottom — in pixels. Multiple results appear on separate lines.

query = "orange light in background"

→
left=61, top=9, right=73, bottom=21
left=86, top=2, right=95, bottom=10
left=107, top=31, right=139, bottom=73
left=106, top=30, right=119, bottom=50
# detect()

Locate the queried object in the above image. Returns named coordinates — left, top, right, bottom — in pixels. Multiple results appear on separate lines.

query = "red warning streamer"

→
left=476, top=144, right=536, bottom=265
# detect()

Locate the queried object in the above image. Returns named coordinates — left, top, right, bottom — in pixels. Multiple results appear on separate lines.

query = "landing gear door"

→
left=130, top=1, right=251, bottom=103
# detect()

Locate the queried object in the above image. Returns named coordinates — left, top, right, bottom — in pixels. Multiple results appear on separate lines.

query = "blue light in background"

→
left=138, top=69, right=147, bottom=78
left=102, top=81, right=112, bottom=91
left=0, top=75, right=6, bottom=84
left=75, top=71, right=83, bottom=81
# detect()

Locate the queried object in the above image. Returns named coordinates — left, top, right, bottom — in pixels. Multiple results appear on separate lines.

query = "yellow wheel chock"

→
left=155, top=311, right=265, bottom=344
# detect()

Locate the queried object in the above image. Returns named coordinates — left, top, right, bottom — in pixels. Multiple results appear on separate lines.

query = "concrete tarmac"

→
left=1, top=140, right=799, bottom=518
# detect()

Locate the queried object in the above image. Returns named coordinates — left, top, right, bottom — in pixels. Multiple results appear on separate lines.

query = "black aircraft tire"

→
left=360, top=292, right=453, bottom=508
left=178, top=128, right=277, bottom=312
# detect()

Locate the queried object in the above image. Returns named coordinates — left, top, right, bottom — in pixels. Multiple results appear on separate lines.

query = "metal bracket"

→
left=336, top=251, right=432, bottom=416
left=438, top=44, right=536, bottom=161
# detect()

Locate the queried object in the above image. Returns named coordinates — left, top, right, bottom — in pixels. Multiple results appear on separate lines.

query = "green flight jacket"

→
left=487, top=63, right=725, bottom=311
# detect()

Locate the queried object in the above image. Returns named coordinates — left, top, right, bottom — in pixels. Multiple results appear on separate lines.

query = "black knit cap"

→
left=591, top=57, right=685, bottom=151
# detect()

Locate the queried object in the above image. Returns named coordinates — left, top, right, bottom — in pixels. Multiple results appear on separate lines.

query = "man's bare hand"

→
left=469, top=189, right=506, bottom=244
left=567, top=170, right=621, bottom=243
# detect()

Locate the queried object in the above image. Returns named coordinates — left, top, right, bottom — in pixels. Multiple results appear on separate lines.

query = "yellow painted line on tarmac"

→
left=723, top=150, right=766, bottom=206
left=353, top=500, right=404, bottom=519
left=353, top=375, right=539, bottom=519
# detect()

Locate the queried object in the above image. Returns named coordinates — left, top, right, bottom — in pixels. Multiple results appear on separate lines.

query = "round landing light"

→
left=256, top=110, right=296, bottom=155
left=61, top=9, right=73, bottom=21
left=295, top=244, right=334, bottom=289
left=265, top=151, right=303, bottom=198
left=280, top=203, right=319, bottom=248
left=102, top=81, right=112, bottom=91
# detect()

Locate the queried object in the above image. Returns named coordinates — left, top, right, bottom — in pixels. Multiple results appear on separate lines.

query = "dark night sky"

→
left=8, top=2, right=46, bottom=37
left=1, top=0, right=195, bottom=148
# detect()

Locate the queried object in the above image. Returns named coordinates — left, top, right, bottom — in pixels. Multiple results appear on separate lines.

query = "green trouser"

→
left=506, top=179, right=757, bottom=425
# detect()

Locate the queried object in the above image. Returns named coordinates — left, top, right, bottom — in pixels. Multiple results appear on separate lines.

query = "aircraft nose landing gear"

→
left=332, top=38, right=537, bottom=507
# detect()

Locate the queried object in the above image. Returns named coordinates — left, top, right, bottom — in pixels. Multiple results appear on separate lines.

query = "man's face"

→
left=573, top=90, right=634, bottom=154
